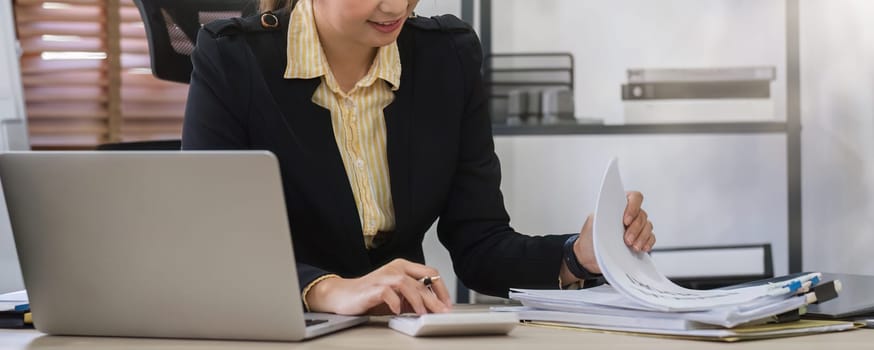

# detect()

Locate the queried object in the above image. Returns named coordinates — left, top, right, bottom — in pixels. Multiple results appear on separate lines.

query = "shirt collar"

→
left=283, top=0, right=401, bottom=91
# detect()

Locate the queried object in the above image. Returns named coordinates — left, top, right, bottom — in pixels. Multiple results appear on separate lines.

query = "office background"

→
left=1, top=0, right=873, bottom=301
left=414, top=0, right=874, bottom=301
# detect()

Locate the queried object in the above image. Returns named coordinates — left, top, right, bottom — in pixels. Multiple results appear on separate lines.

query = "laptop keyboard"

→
left=305, top=319, right=329, bottom=327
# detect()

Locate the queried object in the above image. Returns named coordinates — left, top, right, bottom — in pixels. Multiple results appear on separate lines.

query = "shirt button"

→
left=345, top=99, right=355, bottom=109
left=356, top=159, right=365, bottom=168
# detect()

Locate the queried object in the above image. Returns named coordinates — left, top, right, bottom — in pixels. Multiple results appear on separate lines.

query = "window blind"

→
left=14, top=0, right=188, bottom=148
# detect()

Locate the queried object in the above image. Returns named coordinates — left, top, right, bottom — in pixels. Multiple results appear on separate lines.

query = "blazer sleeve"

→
left=436, top=28, right=574, bottom=298
left=181, top=26, right=335, bottom=297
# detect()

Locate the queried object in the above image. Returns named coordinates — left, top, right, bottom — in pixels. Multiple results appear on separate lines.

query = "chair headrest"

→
left=132, top=0, right=256, bottom=84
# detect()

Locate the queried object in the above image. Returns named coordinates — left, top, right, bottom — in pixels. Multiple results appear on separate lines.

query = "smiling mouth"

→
left=370, top=19, right=400, bottom=26
left=367, top=18, right=403, bottom=33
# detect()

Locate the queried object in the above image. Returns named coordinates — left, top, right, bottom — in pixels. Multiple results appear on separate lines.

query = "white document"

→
left=0, top=289, right=27, bottom=311
left=506, top=158, right=829, bottom=330
left=592, top=158, right=812, bottom=312
left=509, top=285, right=808, bottom=328
left=493, top=306, right=710, bottom=331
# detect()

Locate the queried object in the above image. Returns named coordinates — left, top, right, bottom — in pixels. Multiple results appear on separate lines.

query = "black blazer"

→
left=182, top=10, right=571, bottom=298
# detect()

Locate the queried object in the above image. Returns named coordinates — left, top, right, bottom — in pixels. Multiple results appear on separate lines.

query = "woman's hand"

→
left=566, top=191, right=655, bottom=277
left=305, top=258, right=453, bottom=316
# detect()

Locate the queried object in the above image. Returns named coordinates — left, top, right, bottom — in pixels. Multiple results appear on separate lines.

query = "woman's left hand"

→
left=621, top=191, right=655, bottom=253
left=567, top=191, right=655, bottom=277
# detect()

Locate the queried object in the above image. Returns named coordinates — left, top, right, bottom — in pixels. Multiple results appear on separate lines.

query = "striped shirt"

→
left=284, top=0, right=400, bottom=249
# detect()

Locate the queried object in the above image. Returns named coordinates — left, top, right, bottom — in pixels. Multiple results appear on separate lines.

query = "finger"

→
left=399, top=261, right=440, bottom=282
left=429, top=277, right=453, bottom=309
left=644, top=232, right=657, bottom=252
left=624, top=210, right=647, bottom=246
left=624, top=191, right=644, bottom=225
left=580, top=214, right=593, bottom=234
left=396, top=261, right=448, bottom=306
left=379, top=287, right=403, bottom=315
left=396, top=277, right=428, bottom=315
left=633, top=220, right=654, bottom=252
left=420, top=288, right=451, bottom=313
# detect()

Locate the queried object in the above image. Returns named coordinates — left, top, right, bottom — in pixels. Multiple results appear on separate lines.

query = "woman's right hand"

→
left=305, top=258, right=453, bottom=315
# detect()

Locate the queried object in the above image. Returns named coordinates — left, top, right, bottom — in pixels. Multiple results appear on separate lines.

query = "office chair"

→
left=97, top=0, right=253, bottom=150
left=96, top=140, right=182, bottom=151
left=132, top=0, right=255, bottom=84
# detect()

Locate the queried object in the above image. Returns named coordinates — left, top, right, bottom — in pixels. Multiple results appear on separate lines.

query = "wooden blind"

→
left=119, top=0, right=186, bottom=142
left=14, top=0, right=187, bottom=149
left=15, top=0, right=110, bottom=148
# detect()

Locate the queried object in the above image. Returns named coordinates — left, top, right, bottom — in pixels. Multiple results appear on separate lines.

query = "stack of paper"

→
left=502, top=158, right=857, bottom=340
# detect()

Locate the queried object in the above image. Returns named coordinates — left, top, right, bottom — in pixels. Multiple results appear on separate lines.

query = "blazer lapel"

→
left=246, top=15, right=366, bottom=254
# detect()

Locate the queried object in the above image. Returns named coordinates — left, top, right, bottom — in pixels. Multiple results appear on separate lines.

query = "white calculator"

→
left=388, top=312, right=519, bottom=337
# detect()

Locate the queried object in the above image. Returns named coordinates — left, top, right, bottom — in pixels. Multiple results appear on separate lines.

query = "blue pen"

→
left=14, top=303, right=29, bottom=312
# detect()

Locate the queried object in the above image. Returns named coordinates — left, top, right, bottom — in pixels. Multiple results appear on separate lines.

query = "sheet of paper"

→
left=0, top=289, right=26, bottom=302
left=592, top=158, right=791, bottom=311
left=0, top=289, right=27, bottom=310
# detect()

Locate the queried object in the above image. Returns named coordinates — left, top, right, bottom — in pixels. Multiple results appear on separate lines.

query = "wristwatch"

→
left=563, top=235, right=603, bottom=281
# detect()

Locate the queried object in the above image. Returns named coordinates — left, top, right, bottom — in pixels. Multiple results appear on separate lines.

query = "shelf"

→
left=492, top=121, right=789, bottom=136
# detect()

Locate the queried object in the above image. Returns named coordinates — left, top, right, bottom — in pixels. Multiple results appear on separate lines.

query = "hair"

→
left=258, top=0, right=296, bottom=13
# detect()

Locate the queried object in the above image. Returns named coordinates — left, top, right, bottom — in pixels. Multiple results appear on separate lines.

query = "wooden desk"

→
left=1, top=321, right=871, bottom=350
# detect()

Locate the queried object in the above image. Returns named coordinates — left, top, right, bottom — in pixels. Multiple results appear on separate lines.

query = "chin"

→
left=367, top=36, right=400, bottom=48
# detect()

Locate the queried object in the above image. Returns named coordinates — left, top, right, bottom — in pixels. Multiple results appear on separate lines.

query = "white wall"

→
left=800, top=1, right=874, bottom=275
left=496, top=135, right=789, bottom=275
left=413, top=0, right=461, bottom=18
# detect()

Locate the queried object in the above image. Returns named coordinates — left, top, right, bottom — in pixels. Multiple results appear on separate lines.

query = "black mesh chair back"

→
left=96, top=140, right=182, bottom=150
left=132, top=0, right=255, bottom=84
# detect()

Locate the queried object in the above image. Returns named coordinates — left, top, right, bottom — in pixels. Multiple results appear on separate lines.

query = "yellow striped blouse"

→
left=284, top=0, right=400, bottom=249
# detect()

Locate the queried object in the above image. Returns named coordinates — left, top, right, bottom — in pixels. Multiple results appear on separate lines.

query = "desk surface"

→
left=1, top=321, right=872, bottom=350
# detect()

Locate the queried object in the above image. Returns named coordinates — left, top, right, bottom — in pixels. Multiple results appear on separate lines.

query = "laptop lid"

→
left=0, top=151, right=352, bottom=341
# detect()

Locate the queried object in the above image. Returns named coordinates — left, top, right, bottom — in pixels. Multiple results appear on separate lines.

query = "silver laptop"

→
left=0, top=151, right=367, bottom=341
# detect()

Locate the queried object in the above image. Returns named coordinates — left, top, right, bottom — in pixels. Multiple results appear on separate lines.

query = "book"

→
left=623, top=99, right=775, bottom=124
left=621, top=81, right=771, bottom=100
left=627, top=66, right=776, bottom=83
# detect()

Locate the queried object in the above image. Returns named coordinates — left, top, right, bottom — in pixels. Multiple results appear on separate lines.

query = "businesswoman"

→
left=182, top=0, right=655, bottom=315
